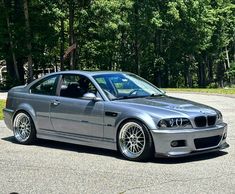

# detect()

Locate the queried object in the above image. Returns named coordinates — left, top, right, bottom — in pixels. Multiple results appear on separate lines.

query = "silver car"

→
left=3, top=71, right=229, bottom=161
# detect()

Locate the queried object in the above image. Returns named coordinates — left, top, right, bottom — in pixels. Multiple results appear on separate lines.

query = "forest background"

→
left=0, top=0, right=235, bottom=90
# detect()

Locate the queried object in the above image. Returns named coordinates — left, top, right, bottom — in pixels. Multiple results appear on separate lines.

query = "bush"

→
left=207, top=82, right=219, bottom=88
left=0, top=74, right=21, bottom=90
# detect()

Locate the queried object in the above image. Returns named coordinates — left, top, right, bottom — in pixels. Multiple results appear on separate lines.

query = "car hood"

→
left=113, top=95, right=218, bottom=118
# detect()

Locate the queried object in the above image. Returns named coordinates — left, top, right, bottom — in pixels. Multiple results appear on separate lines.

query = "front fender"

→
left=115, top=111, right=157, bottom=131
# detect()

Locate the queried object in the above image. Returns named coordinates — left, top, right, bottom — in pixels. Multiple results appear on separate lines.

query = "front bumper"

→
left=151, top=123, right=229, bottom=157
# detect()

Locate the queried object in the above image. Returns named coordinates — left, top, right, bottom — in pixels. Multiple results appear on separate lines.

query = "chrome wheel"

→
left=13, top=113, right=31, bottom=143
left=119, top=122, right=146, bottom=159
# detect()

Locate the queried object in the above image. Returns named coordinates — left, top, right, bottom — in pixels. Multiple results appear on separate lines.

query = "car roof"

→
left=26, top=70, right=132, bottom=101
left=27, top=70, right=133, bottom=88
left=48, top=70, right=130, bottom=76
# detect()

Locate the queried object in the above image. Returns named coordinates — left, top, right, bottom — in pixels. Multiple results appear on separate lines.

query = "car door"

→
left=49, top=74, right=104, bottom=138
left=29, top=74, right=60, bottom=131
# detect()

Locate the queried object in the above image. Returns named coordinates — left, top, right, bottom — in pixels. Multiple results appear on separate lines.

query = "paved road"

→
left=0, top=92, right=7, bottom=99
left=0, top=93, right=234, bottom=194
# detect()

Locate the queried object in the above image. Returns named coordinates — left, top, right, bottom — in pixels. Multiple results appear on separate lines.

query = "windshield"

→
left=93, top=73, right=163, bottom=100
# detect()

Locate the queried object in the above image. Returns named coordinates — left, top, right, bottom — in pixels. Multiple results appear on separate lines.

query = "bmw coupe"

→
left=3, top=71, right=229, bottom=161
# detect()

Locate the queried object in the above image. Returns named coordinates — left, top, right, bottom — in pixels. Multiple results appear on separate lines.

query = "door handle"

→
left=51, top=100, right=60, bottom=106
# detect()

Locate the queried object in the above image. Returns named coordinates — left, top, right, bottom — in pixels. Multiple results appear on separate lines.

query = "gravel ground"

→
left=0, top=92, right=234, bottom=194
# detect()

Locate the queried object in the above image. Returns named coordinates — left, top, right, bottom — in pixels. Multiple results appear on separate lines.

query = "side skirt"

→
left=36, top=129, right=117, bottom=150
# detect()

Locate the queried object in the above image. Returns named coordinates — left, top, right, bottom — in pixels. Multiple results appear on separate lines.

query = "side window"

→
left=59, top=74, right=98, bottom=99
left=30, top=75, right=58, bottom=96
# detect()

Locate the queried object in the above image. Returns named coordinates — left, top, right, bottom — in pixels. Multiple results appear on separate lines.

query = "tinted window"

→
left=30, top=75, right=58, bottom=95
left=59, top=74, right=98, bottom=98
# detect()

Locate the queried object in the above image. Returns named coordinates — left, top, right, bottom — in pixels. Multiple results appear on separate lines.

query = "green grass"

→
left=0, top=100, right=6, bottom=120
left=164, top=88, right=235, bottom=95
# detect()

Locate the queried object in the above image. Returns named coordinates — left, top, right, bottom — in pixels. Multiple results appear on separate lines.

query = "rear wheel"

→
left=118, top=120, right=153, bottom=161
left=13, top=112, right=36, bottom=144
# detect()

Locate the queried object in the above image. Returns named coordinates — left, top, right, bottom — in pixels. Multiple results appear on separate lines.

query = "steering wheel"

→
left=129, top=89, right=144, bottom=96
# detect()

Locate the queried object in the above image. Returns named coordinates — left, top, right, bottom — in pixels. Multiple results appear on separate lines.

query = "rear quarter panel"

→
left=5, top=85, right=53, bottom=132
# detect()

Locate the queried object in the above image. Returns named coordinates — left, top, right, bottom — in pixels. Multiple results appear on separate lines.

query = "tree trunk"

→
left=208, top=56, right=213, bottom=84
left=184, top=62, right=189, bottom=87
left=120, top=28, right=126, bottom=71
left=14, top=0, right=24, bottom=83
left=69, top=0, right=75, bottom=70
left=153, top=31, right=161, bottom=87
left=23, top=0, right=33, bottom=83
left=133, top=1, right=140, bottom=75
left=60, top=18, right=65, bottom=71
left=225, top=46, right=231, bottom=85
left=2, top=0, right=20, bottom=81
left=17, top=58, right=25, bottom=84
left=198, top=61, right=206, bottom=87
left=225, top=46, right=230, bottom=69
left=233, top=31, right=235, bottom=62
left=164, top=63, right=169, bottom=88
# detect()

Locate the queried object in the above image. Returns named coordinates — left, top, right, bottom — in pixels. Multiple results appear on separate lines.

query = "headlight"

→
left=158, top=118, right=192, bottom=129
left=217, top=112, right=223, bottom=123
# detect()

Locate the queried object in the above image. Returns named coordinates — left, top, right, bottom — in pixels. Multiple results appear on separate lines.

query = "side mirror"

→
left=83, top=93, right=102, bottom=101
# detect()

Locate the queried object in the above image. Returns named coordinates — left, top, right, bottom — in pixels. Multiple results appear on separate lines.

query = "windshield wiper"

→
left=112, top=95, right=148, bottom=101
left=112, top=93, right=165, bottom=101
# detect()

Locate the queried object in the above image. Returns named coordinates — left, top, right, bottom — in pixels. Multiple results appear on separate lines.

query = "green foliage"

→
left=228, top=62, right=235, bottom=77
left=0, top=0, right=235, bottom=88
left=207, top=82, right=219, bottom=88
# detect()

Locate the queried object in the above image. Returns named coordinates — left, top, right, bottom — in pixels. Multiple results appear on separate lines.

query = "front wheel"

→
left=117, top=120, right=153, bottom=161
left=13, top=112, right=36, bottom=144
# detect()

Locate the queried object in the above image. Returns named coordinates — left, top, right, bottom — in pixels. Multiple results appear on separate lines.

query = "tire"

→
left=13, top=112, right=36, bottom=144
left=117, top=120, right=154, bottom=161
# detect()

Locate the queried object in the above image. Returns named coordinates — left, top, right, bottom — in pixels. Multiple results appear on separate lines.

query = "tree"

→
left=23, top=0, right=33, bottom=82
left=1, top=0, right=20, bottom=81
left=0, top=0, right=234, bottom=88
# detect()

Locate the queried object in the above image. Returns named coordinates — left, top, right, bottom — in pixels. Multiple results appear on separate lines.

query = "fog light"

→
left=171, top=141, right=178, bottom=147
left=171, top=140, right=186, bottom=147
